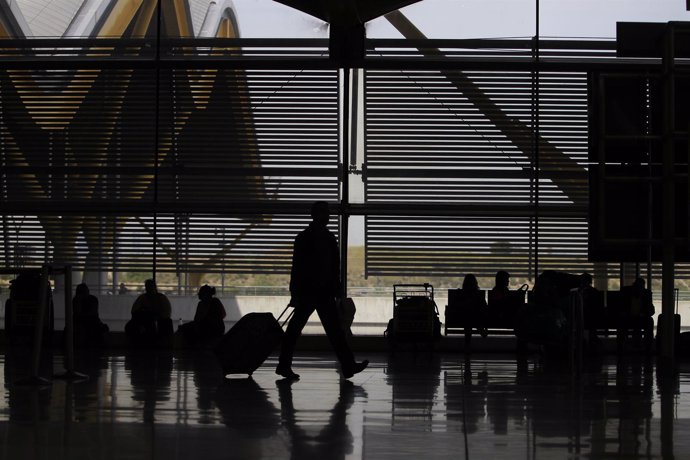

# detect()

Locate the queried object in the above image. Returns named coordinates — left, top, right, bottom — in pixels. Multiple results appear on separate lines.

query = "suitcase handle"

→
left=277, top=304, right=295, bottom=328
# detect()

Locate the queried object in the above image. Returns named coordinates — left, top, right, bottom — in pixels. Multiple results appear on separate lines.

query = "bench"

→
left=445, top=288, right=654, bottom=351
left=599, top=290, right=654, bottom=350
left=445, top=288, right=526, bottom=347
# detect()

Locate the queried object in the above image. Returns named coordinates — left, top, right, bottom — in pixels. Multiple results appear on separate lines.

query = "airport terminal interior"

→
left=1, top=0, right=690, bottom=458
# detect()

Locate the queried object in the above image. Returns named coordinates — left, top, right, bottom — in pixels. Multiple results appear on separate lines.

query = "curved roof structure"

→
left=1, top=0, right=422, bottom=38
left=0, top=0, right=236, bottom=38
left=272, top=0, right=421, bottom=24
left=0, top=0, right=30, bottom=37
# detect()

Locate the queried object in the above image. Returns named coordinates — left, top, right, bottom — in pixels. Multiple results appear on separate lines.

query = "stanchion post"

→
left=569, top=288, right=584, bottom=377
left=17, top=265, right=52, bottom=385
left=31, top=265, right=50, bottom=377
left=54, top=265, right=87, bottom=381
left=64, top=266, right=74, bottom=373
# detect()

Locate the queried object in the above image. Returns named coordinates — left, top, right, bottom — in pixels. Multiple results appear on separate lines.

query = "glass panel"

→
left=7, top=0, right=328, bottom=39
left=541, top=0, right=690, bottom=38
left=367, top=0, right=536, bottom=39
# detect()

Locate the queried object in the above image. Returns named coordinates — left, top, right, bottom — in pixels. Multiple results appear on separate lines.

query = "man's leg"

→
left=278, top=303, right=314, bottom=375
left=315, top=298, right=364, bottom=376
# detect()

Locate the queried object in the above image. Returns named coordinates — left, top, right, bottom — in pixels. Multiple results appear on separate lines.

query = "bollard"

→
left=17, top=265, right=52, bottom=385
left=569, top=288, right=584, bottom=378
left=54, top=265, right=88, bottom=381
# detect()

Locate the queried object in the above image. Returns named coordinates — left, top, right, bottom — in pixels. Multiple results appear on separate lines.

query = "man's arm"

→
left=131, top=295, right=141, bottom=314
left=160, top=294, right=172, bottom=319
left=644, top=291, right=655, bottom=316
left=289, top=234, right=305, bottom=297
left=331, top=232, right=342, bottom=297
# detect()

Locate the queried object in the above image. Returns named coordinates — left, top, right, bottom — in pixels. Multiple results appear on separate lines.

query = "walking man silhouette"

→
left=276, top=201, right=368, bottom=380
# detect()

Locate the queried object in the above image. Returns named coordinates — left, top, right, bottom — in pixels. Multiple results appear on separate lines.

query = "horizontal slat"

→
left=0, top=214, right=338, bottom=273
left=0, top=66, right=340, bottom=273
left=364, top=69, right=591, bottom=278
left=365, top=215, right=536, bottom=278
left=364, top=70, right=587, bottom=207
left=0, top=68, right=340, bottom=206
left=0, top=37, right=687, bottom=282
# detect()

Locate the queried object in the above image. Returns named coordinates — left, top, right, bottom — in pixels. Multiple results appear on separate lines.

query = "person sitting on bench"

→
left=489, top=271, right=514, bottom=324
left=126, top=279, right=173, bottom=346
left=459, top=274, right=488, bottom=339
left=178, top=284, right=226, bottom=346
left=73, top=283, right=109, bottom=347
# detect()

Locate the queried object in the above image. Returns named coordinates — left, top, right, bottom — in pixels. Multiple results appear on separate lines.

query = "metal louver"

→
left=363, top=68, right=608, bottom=279
left=0, top=49, right=341, bottom=274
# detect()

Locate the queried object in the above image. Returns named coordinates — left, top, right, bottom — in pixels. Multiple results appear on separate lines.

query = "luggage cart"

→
left=392, top=284, right=439, bottom=347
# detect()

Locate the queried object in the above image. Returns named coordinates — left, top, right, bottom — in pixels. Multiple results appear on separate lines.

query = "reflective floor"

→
left=0, top=349, right=689, bottom=459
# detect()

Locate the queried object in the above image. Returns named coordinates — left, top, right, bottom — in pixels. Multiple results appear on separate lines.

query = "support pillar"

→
left=659, top=25, right=676, bottom=362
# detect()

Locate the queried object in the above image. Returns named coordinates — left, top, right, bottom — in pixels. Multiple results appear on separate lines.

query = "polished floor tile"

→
left=0, top=349, right=688, bottom=459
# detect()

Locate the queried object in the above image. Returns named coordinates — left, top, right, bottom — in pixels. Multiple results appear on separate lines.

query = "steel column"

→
left=660, top=25, right=676, bottom=361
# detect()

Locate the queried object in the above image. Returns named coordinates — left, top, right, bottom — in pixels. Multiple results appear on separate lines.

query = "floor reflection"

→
left=0, top=351, right=688, bottom=459
left=125, top=350, right=173, bottom=423
left=215, top=377, right=281, bottom=438
left=385, top=352, right=441, bottom=432
left=277, top=378, right=364, bottom=459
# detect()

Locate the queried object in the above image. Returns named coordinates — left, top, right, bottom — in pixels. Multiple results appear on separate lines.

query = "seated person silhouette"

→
left=452, top=274, right=488, bottom=340
left=617, top=278, right=655, bottom=353
left=178, top=284, right=226, bottom=346
left=72, top=283, right=109, bottom=347
left=125, top=279, right=173, bottom=346
left=488, top=270, right=515, bottom=324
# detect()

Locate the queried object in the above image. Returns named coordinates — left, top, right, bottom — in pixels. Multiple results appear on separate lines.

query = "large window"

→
left=0, top=0, right=688, bottom=302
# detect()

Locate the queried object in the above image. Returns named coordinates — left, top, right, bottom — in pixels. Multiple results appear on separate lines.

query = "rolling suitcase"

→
left=214, top=306, right=293, bottom=376
left=656, top=288, right=681, bottom=350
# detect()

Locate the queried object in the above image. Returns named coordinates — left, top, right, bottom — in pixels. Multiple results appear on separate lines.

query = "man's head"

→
left=495, top=270, right=510, bottom=288
left=198, top=284, right=215, bottom=300
left=632, top=277, right=646, bottom=292
left=462, top=273, right=479, bottom=291
left=75, top=283, right=90, bottom=296
left=144, top=279, right=157, bottom=295
left=311, top=201, right=330, bottom=227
